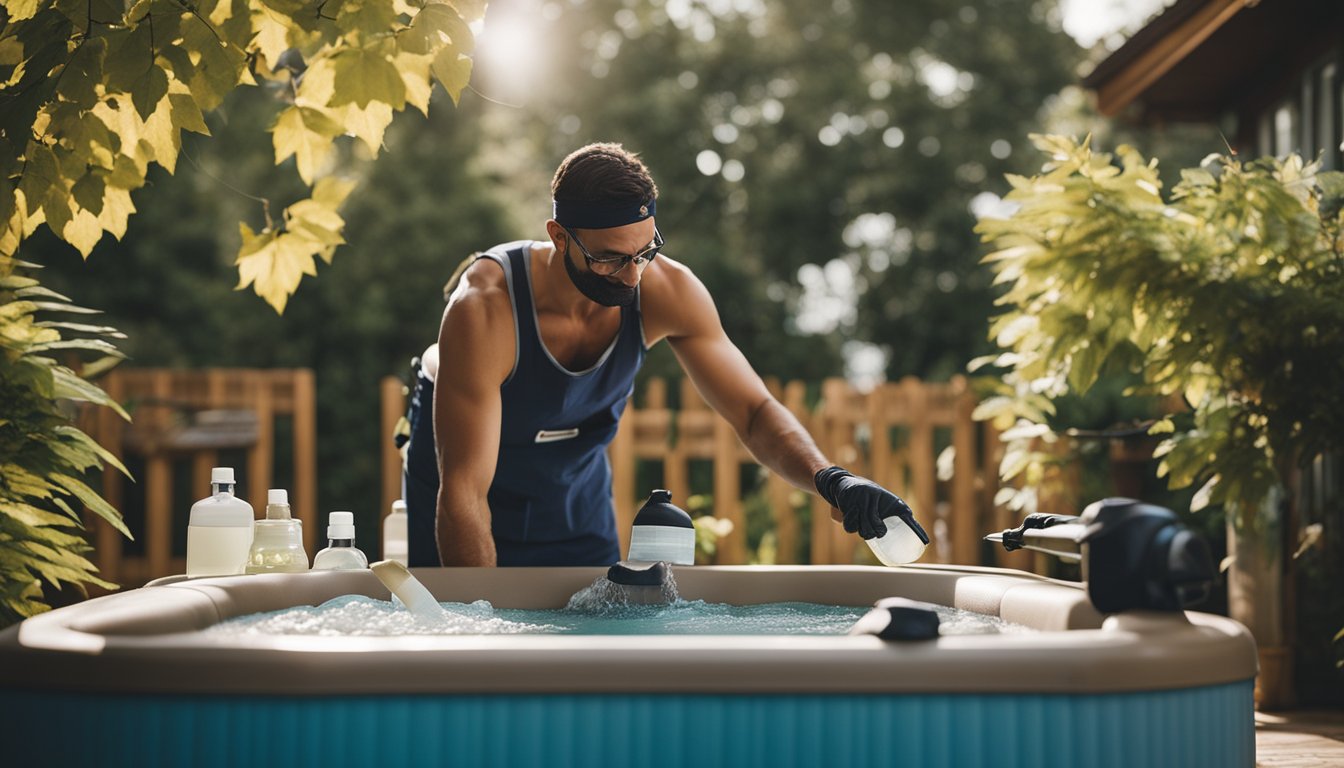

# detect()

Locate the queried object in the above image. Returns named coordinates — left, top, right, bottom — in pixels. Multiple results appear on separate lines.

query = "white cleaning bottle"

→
left=186, top=467, right=255, bottom=577
left=865, top=516, right=929, bottom=566
left=312, top=511, right=369, bottom=570
left=382, top=499, right=408, bottom=565
left=245, top=489, right=309, bottom=573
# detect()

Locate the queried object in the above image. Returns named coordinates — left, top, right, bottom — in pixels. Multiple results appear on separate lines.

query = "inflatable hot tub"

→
left=0, top=564, right=1256, bottom=768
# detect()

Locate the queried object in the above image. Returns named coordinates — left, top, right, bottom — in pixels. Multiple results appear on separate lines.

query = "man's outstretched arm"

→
left=653, top=260, right=926, bottom=543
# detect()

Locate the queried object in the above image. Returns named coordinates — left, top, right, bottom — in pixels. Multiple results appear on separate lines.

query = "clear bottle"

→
left=382, top=499, right=408, bottom=565
left=312, top=511, right=369, bottom=570
left=186, top=467, right=256, bottom=577
left=245, top=489, right=310, bottom=574
left=865, top=516, right=929, bottom=566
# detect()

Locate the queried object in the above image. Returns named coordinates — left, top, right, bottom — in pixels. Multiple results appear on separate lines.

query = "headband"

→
left=553, top=197, right=656, bottom=229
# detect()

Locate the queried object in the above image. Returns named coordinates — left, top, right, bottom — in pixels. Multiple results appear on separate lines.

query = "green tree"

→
left=0, top=0, right=485, bottom=618
left=481, top=0, right=1081, bottom=382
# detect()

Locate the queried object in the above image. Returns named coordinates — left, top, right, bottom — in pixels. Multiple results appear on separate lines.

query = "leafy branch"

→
left=974, top=135, right=1344, bottom=526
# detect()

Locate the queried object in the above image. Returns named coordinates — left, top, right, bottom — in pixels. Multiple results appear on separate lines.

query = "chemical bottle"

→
left=186, top=467, right=255, bottom=577
left=383, top=499, right=408, bottom=565
left=245, top=489, right=309, bottom=573
left=312, top=511, right=369, bottom=570
left=626, top=490, right=695, bottom=565
left=865, top=515, right=929, bottom=566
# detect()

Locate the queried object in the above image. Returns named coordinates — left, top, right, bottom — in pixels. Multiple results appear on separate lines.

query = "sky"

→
left=1060, top=0, right=1172, bottom=48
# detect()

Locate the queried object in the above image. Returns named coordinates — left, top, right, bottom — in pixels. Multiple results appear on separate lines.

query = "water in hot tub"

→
left=208, top=577, right=1033, bottom=638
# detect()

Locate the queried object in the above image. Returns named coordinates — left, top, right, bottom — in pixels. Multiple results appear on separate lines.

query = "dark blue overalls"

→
left=406, top=241, right=644, bottom=566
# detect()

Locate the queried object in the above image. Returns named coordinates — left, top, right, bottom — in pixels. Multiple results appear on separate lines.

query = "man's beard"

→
left=564, top=249, right=636, bottom=307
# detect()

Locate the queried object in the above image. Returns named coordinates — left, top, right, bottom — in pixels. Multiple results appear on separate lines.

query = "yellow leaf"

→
left=97, top=187, right=136, bottom=240
left=336, top=0, right=397, bottom=36
left=90, top=99, right=150, bottom=178
left=235, top=223, right=326, bottom=314
left=6, top=0, right=42, bottom=22
left=61, top=208, right=103, bottom=257
left=136, top=91, right=182, bottom=173
left=340, top=101, right=393, bottom=156
left=331, top=45, right=406, bottom=110
left=285, top=203, right=345, bottom=247
left=0, top=204, right=24, bottom=258
left=295, top=56, right=336, bottom=107
left=431, top=48, right=472, bottom=105
left=311, top=176, right=357, bottom=209
left=287, top=178, right=354, bottom=246
left=250, top=9, right=293, bottom=66
left=394, top=51, right=434, bottom=116
left=271, top=105, right=342, bottom=184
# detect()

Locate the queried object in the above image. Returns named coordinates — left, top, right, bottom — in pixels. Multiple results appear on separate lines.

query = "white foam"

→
left=209, top=595, right=557, bottom=637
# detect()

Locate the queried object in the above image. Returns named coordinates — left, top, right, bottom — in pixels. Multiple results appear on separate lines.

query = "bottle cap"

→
left=392, top=499, right=407, bottom=514
left=210, top=467, right=235, bottom=485
left=266, top=489, right=292, bottom=520
left=327, top=511, right=356, bottom=540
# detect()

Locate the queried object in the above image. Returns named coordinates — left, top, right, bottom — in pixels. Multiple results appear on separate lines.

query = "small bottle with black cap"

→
left=312, top=511, right=369, bottom=571
left=625, top=489, right=695, bottom=565
left=607, top=490, right=695, bottom=598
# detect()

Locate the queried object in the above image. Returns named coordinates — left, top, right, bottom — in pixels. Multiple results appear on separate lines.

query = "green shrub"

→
left=974, top=135, right=1344, bottom=522
left=0, top=256, right=129, bottom=626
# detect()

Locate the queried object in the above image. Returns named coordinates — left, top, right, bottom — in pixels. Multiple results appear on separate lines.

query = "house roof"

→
left=1082, top=0, right=1344, bottom=121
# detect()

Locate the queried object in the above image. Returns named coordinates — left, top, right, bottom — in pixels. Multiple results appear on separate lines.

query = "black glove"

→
left=815, top=465, right=930, bottom=543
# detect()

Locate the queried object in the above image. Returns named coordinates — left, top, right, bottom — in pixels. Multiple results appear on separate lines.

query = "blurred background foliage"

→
left=26, top=0, right=1219, bottom=545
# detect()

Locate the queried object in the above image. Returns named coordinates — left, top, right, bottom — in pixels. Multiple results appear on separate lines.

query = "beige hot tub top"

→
left=0, top=564, right=1257, bottom=696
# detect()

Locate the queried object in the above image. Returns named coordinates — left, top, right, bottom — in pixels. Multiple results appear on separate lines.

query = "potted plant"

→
left=973, top=134, right=1344, bottom=707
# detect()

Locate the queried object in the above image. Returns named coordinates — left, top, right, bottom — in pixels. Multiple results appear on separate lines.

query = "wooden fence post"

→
left=247, top=371, right=274, bottom=514
left=292, top=369, right=318, bottom=555
left=713, top=414, right=745, bottom=563
left=95, top=371, right=125, bottom=582
left=380, top=376, right=407, bottom=522
left=901, top=376, right=938, bottom=562
left=951, top=375, right=979, bottom=565
left=145, top=371, right=172, bottom=581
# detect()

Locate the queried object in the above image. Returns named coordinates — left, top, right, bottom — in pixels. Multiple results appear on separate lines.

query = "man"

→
left=406, top=143, right=927, bottom=567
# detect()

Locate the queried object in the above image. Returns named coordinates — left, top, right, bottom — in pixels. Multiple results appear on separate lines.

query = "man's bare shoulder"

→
left=640, top=253, right=720, bottom=344
left=445, top=257, right=512, bottom=325
left=439, top=257, right=515, bottom=382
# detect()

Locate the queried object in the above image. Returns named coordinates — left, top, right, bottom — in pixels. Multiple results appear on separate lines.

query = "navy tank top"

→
left=471, top=240, right=645, bottom=566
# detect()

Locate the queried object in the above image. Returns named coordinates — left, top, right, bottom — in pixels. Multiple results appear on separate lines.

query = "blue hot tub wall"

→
left=1, top=680, right=1254, bottom=768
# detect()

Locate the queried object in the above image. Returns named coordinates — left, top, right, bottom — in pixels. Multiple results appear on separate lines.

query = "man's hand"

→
left=814, top=465, right=930, bottom=543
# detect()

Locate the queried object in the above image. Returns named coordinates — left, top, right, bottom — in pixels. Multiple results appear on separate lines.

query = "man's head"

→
left=551, top=142, right=658, bottom=204
left=548, top=143, right=660, bottom=307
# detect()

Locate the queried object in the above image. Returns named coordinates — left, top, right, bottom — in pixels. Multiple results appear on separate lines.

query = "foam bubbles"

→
left=209, top=595, right=556, bottom=637
left=208, top=594, right=1035, bottom=638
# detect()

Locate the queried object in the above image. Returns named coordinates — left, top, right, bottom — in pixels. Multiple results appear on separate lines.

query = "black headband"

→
left=553, top=197, right=656, bottom=229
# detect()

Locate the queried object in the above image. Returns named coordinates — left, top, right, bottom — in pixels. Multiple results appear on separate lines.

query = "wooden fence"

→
left=82, top=368, right=317, bottom=587
left=381, top=375, right=1043, bottom=569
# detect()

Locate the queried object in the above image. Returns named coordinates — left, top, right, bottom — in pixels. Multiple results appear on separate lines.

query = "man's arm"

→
left=433, top=262, right=514, bottom=566
left=645, top=258, right=928, bottom=551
